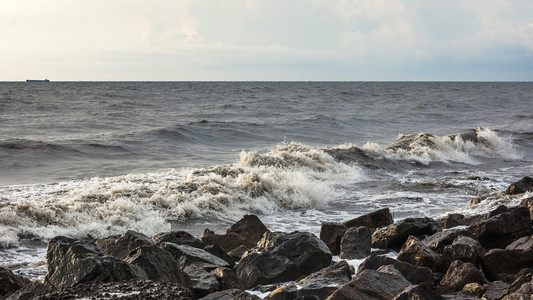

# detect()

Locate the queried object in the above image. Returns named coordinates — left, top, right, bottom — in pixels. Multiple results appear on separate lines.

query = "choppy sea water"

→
left=1, top=82, right=532, bottom=279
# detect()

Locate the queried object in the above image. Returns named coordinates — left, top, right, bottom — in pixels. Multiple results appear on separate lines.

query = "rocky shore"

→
left=2, top=176, right=533, bottom=300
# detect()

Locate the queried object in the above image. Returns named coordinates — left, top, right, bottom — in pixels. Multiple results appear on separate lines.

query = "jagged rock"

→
left=95, top=230, right=154, bottom=260
left=339, top=226, right=373, bottom=259
left=469, top=206, right=532, bottom=249
left=326, top=269, right=411, bottom=300
left=483, top=281, right=509, bottom=300
left=228, top=245, right=249, bottom=260
left=462, top=283, right=484, bottom=298
left=183, top=265, right=219, bottom=298
left=343, top=208, right=394, bottom=229
left=152, top=231, right=206, bottom=249
left=200, top=229, right=254, bottom=253
left=226, top=215, right=269, bottom=244
left=506, top=273, right=533, bottom=296
left=397, top=235, right=443, bottom=272
left=519, top=197, right=533, bottom=220
left=204, top=244, right=236, bottom=268
left=212, top=267, right=244, bottom=290
left=505, top=176, right=533, bottom=195
left=442, top=236, right=484, bottom=270
left=319, top=222, right=347, bottom=256
left=0, top=267, right=30, bottom=297
left=498, top=268, right=533, bottom=284
left=45, top=236, right=146, bottom=288
left=393, top=283, right=445, bottom=300
left=160, top=242, right=229, bottom=270
left=439, top=260, right=487, bottom=293
left=372, top=217, right=441, bottom=249
left=481, top=236, right=533, bottom=280
left=265, top=260, right=352, bottom=300
left=198, top=289, right=261, bottom=300
left=358, top=254, right=435, bottom=287
left=236, top=231, right=332, bottom=289
left=502, top=276, right=533, bottom=300
left=422, top=229, right=476, bottom=254
left=438, top=213, right=485, bottom=229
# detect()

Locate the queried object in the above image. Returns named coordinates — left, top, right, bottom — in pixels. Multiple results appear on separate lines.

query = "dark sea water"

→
left=1, top=81, right=532, bottom=278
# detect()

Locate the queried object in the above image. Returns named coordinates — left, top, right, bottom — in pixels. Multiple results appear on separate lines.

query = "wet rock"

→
left=45, top=236, right=146, bottom=288
left=343, top=208, right=394, bottom=229
left=0, top=267, right=30, bottom=297
left=505, top=176, right=533, bottom=195
left=372, top=217, right=441, bottom=249
left=228, top=245, right=250, bottom=260
left=393, top=283, right=445, bottom=300
left=439, top=260, right=487, bottom=293
left=183, top=265, right=219, bottom=298
left=358, top=254, right=435, bottom=287
left=481, top=236, right=533, bottom=280
left=519, top=197, right=533, bottom=220
left=422, top=229, right=476, bottom=254
left=442, top=236, right=484, bottom=269
left=198, top=289, right=261, bottom=300
left=469, top=206, right=532, bottom=249
left=212, top=267, right=244, bottom=290
left=397, top=235, right=443, bottom=272
left=204, top=244, right=236, bottom=268
left=506, top=273, right=533, bottom=296
left=482, top=281, right=509, bottom=300
left=160, top=242, right=229, bottom=270
left=265, top=260, right=352, bottom=300
left=319, top=222, right=347, bottom=256
left=152, top=231, right=206, bottom=249
left=226, top=214, right=269, bottom=244
left=95, top=230, right=154, bottom=260
left=200, top=229, right=254, bottom=253
left=236, top=231, right=332, bottom=289
left=339, top=226, right=373, bottom=259
left=498, top=268, right=533, bottom=284
left=326, top=268, right=411, bottom=300
left=503, top=276, right=533, bottom=300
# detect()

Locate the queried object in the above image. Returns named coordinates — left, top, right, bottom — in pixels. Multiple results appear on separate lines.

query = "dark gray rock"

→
left=393, top=283, right=445, bottom=300
left=319, top=222, right=347, bottom=256
left=358, top=254, right=435, bottom=287
left=422, top=229, right=476, bottom=254
left=372, top=217, right=441, bottom=249
left=481, top=235, right=533, bottom=280
left=160, top=242, right=229, bottom=270
left=204, top=244, right=236, bottom=268
left=519, top=197, right=533, bottom=220
left=200, top=229, right=254, bottom=253
left=95, top=230, right=153, bottom=260
left=45, top=236, right=146, bottom=288
left=339, top=226, right=373, bottom=259
left=442, top=236, right=484, bottom=270
left=482, top=281, right=509, bottom=300
left=198, top=289, right=261, bottom=300
left=265, top=260, right=352, bottom=300
left=152, top=231, right=206, bottom=249
left=326, top=269, right=411, bottom=300
left=0, top=267, right=30, bottom=297
left=506, top=176, right=533, bottom=195
left=343, top=208, right=394, bottom=229
left=439, top=260, right=487, bottom=293
left=226, top=214, right=269, bottom=244
left=212, top=267, right=244, bottom=290
left=397, top=235, right=443, bottom=272
left=183, top=264, right=219, bottom=298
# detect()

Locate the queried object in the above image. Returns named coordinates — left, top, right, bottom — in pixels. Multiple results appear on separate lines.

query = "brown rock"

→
left=505, top=176, right=533, bottom=195
left=439, top=260, right=487, bottom=293
left=0, top=267, right=30, bottom=297
left=393, top=284, right=445, bottom=300
left=483, top=281, right=509, bottom=300
left=339, top=226, right=373, bottom=259
left=519, top=197, right=533, bottom=220
left=397, top=235, right=443, bottom=272
left=320, top=222, right=347, bottom=255
left=358, top=254, right=435, bottom=287
left=462, top=282, right=484, bottom=298
left=481, top=236, right=533, bottom=280
left=226, top=215, right=269, bottom=245
left=200, top=229, right=254, bottom=253
left=212, top=267, right=244, bottom=290
left=343, top=208, right=394, bottom=229
left=152, top=231, right=206, bottom=249
left=326, top=269, right=410, bottom=300
left=372, top=217, right=441, bottom=249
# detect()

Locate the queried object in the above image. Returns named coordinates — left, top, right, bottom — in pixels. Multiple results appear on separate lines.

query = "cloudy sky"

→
left=2, top=0, right=532, bottom=81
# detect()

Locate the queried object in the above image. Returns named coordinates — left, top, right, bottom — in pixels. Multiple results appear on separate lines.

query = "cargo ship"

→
left=26, top=79, right=50, bottom=83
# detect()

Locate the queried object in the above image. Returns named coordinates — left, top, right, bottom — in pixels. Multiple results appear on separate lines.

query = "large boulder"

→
left=339, top=226, right=373, bottom=259
left=200, top=229, right=254, bottom=253
left=438, top=260, right=487, bottom=293
left=95, top=230, right=153, bottom=260
left=397, top=235, right=443, bottom=272
left=442, top=236, right=484, bottom=270
left=45, top=236, right=146, bottom=288
left=358, top=254, right=435, bottom=287
left=212, top=267, right=244, bottom=290
left=482, top=281, right=509, bottom=300
left=469, top=206, right=532, bottom=249
left=265, top=260, right=352, bottom=300
left=422, top=229, right=476, bottom=254
left=326, top=268, right=411, bottom=300
left=0, top=267, right=30, bottom=297
left=319, top=222, right=347, bottom=256
left=505, top=176, right=533, bottom=195
left=519, top=197, right=533, bottom=220
left=203, top=244, right=236, bottom=268
left=481, top=235, right=533, bottom=280
left=160, top=243, right=230, bottom=270
left=393, top=283, right=445, bottom=300
left=182, top=265, right=219, bottom=298
left=343, top=208, right=394, bottom=229
left=236, top=231, right=332, bottom=289
left=152, top=231, right=206, bottom=249
left=226, top=214, right=269, bottom=244
left=372, top=217, right=441, bottom=249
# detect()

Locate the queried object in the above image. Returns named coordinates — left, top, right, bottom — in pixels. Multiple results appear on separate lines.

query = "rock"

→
left=343, top=208, right=394, bottom=229
left=481, top=236, right=533, bottom=280
left=198, top=289, right=261, bottom=300
left=483, top=281, right=509, bottom=300
left=0, top=267, right=30, bottom=297
left=442, top=236, right=484, bottom=270
left=372, top=217, right=441, bottom=249
left=45, top=236, right=146, bottom=288
left=124, top=244, right=189, bottom=285
left=505, top=176, right=533, bottom=195
left=265, top=260, right=352, bottom=300
left=506, top=273, right=533, bottom=296
left=498, top=268, right=533, bottom=284
left=358, top=254, right=435, bottom=287
left=487, top=205, right=510, bottom=218
left=319, top=222, right=347, bottom=256
left=228, top=245, right=250, bottom=260
left=469, top=206, right=532, bottom=249
left=519, top=197, right=533, bottom=220
left=339, top=226, right=373, bottom=259
left=200, top=229, right=254, bottom=253
left=397, top=235, right=443, bottom=272
left=226, top=214, right=269, bottom=244
left=152, top=231, right=206, bottom=249
left=503, top=277, right=533, bottom=300
left=440, top=291, right=481, bottom=299
left=326, top=269, right=411, bottom=300
left=212, top=267, right=244, bottom=290
left=462, top=283, right=484, bottom=298
left=183, top=265, right=219, bottom=298
left=422, top=229, right=476, bottom=254
left=95, top=230, right=154, bottom=260
left=204, top=244, right=236, bottom=268
left=438, top=214, right=467, bottom=229
left=439, top=260, right=487, bottom=293
left=393, top=283, right=445, bottom=300
left=160, top=242, right=229, bottom=270
left=236, top=231, right=332, bottom=289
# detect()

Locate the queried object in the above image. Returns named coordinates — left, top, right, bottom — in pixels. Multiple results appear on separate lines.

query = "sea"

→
left=1, top=81, right=532, bottom=280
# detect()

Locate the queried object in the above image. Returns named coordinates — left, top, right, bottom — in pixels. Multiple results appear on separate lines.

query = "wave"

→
left=0, top=143, right=365, bottom=247
left=329, top=127, right=521, bottom=165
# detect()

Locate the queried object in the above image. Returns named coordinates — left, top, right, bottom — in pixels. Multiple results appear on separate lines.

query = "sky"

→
left=1, top=0, right=533, bottom=81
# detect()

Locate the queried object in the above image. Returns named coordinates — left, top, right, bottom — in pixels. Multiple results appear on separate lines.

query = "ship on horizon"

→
left=26, top=79, right=50, bottom=83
